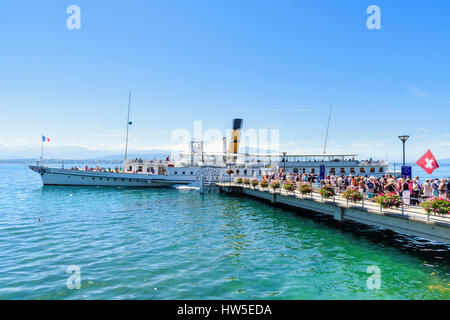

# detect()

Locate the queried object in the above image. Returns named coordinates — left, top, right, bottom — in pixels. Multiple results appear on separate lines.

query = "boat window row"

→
left=290, top=167, right=384, bottom=174
left=129, top=166, right=154, bottom=173
left=235, top=170, right=263, bottom=176
left=77, top=176, right=145, bottom=183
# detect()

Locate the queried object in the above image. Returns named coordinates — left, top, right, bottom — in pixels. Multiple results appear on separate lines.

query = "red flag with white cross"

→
left=416, top=150, right=439, bottom=174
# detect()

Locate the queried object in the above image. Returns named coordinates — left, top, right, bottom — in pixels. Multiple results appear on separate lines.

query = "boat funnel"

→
left=227, top=119, right=243, bottom=154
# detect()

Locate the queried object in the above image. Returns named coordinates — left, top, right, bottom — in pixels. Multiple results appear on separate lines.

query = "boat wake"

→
left=173, top=185, right=200, bottom=191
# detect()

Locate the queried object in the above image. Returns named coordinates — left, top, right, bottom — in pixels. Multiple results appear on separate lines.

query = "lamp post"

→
left=282, top=152, right=287, bottom=172
left=398, top=135, right=409, bottom=166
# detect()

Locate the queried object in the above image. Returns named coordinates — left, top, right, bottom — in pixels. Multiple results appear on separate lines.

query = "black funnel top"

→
left=232, top=119, right=243, bottom=130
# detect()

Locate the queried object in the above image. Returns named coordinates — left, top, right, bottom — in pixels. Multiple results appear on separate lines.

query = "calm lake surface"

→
left=0, top=164, right=449, bottom=299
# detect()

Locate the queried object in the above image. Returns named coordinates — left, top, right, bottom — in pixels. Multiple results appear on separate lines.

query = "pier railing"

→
left=228, top=182, right=448, bottom=223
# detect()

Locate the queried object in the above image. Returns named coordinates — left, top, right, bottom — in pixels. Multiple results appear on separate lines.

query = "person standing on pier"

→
left=432, top=179, right=439, bottom=197
left=447, top=179, right=450, bottom=199
left=400, top=178, right=411, bottom=207
left=411, top=177, right=421, bottom=205
left=367, top=178, right=375, bottom=199
left=423, top=179, right=434, bottom=199
left=438, top=179, right=447, bottom=199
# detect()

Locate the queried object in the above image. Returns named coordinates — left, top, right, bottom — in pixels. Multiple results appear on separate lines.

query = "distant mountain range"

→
left=88, top=152, right=172, bottom=161
left=1, top=145, right=450, bottom=164
left=0, top=145, right=270, bottom=161
left=0, top=146, right=172, bottom=161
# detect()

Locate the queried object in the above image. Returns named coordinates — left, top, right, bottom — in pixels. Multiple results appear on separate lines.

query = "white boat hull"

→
left=29, top=166, right=194, bottom=187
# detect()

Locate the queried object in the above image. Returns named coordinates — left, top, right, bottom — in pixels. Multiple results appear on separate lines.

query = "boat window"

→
left=244, top=170, right=247, bottom=175
left=350, top=168, right=356, bottom=173
left=379, top=167, right=384, bottom=172
left=310, top=168, right=315, bottom=173
left=293, top=168, right=298, bottom=174
left=360, top=168, right=365, bottom=173
left=190, top=172, right=193, bottom=175
left=175, top=171, right=178, bottom=174
left=370, top=168, right=375, bottom=173
left=330, top=168, right=336, bottom=174
left=340, top=168, right=346, bottom=174
left=129, top=179, right=132, bottom=182
left=182, top=172, right=185, bottom=175
left=92, top=178, right=95, bottom=180
left=236, top=170, right=240, bottom=175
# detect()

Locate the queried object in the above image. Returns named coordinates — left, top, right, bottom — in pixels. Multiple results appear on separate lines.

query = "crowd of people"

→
left=261, top=172, right=450, bottom=204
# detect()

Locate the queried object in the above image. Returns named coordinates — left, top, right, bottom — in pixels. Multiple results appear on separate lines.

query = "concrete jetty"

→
left=218, top=183, right=450, bottom=245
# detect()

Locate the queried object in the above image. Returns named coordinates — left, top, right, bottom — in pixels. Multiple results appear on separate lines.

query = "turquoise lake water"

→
left=0, top=163, right=449, bottom=300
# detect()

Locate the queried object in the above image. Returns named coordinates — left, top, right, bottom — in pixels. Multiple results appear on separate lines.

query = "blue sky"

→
left=0, top=0, right=449, bottom=160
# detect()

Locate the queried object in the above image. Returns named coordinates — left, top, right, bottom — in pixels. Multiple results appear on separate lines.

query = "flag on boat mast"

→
left=41, top=135, right=50, bottom=167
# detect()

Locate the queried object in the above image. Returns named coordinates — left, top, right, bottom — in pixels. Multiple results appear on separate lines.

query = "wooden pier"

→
left=218, top=183, right=450, bottom=245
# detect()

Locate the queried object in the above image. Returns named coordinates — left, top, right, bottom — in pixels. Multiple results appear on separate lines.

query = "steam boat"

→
left=29, top=94, right=389, bottom=187
left=29, top=118, right=389, bottom=187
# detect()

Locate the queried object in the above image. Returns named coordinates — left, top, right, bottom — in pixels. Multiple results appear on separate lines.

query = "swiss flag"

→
left=416, top=150, right=439, bottom=174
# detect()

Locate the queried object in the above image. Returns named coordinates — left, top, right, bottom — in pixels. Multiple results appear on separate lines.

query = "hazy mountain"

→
left=0, top=146, right=172, bottom=161
left=0, top=145, right=273, bottom=160
left=89, top=152, right=171, bottom=161
left=1, top=144, right=449, bottom=163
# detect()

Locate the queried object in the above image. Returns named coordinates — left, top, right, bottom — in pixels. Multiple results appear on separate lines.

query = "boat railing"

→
left=125, top=159, right=172, bottom=165
left=358, top=160, right=388, bottom=165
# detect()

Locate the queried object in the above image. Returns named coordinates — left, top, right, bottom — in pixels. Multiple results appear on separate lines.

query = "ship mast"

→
left=124, top=90, right=132, bottom=162
left=323, top=104, right=332, bottom=154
